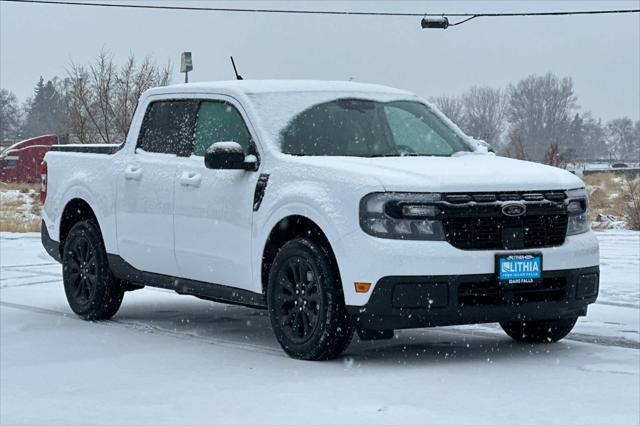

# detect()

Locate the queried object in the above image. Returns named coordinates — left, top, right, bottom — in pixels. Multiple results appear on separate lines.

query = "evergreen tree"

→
left=21, top=77, right=67, bottom=138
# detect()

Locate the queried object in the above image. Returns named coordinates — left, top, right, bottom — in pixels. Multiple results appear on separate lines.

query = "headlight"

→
left=360, top=193, right=446, bottom=240
left=565, top=187, right=590, bottom=235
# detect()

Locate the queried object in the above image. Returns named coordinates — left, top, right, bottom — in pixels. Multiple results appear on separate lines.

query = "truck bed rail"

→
left=50, top=144, right=122, bottom=154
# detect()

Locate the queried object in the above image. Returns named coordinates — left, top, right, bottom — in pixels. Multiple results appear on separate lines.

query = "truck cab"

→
left=40, top=80, right=599, bottom=360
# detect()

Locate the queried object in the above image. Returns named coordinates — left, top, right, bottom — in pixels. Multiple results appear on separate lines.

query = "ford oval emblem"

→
left=501, top=202, right=526, bottom=217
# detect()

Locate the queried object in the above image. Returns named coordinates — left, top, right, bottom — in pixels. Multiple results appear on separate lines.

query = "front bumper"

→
left=335, top=230, right=599, bottom=306
left=348, top=266, right=599, bottom=331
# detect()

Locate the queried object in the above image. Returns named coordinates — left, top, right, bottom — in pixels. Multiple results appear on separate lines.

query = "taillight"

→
left=40, top=161, right=47, bottom=204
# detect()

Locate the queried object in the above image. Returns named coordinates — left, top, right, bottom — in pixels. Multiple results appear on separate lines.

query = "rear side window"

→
left=193, top=101, right=252, bottom=156
left=137, top=100, right=198, bottom=155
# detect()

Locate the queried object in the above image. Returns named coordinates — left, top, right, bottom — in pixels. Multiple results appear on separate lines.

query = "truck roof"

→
left=144, top=79, right=414, bottom=98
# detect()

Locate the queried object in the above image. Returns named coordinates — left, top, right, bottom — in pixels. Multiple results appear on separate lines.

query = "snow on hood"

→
left=289, top=154, right=584, bottom=193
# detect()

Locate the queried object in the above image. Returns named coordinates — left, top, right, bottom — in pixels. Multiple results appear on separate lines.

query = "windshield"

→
left=278, top=98, right=471, bottom=157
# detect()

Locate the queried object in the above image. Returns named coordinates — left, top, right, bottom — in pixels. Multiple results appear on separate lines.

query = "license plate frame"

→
left=495, top=253, right=543, bottom=285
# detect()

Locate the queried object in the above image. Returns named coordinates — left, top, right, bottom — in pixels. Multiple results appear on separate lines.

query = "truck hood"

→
left=293, top=153, right=584, bottom=192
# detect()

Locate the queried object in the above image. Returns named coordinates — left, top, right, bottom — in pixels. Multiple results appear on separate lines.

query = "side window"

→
left=193, top=101, right=251, bottom=156
left=137, top=100, right=198, bottom=155
left=2, top=156, right=18, bottom=169
left=384, top=106, right=454, bottom=156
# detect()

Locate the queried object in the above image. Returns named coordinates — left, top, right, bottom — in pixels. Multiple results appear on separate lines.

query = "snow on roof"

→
left=144, top=79, right=413, bottom=97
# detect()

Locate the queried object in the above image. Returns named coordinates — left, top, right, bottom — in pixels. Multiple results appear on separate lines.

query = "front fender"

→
left=251, top=180, right=361, bottom=294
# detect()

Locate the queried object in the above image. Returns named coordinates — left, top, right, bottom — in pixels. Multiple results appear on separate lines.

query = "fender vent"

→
left=253, top=174, right=270, bottom=211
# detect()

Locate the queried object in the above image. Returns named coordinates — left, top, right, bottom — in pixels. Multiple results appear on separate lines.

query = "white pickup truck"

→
left=41, top=80, right=599, bottom=360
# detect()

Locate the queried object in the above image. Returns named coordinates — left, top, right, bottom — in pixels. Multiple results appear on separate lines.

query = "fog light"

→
left=577, top=274, right=598, bottom=299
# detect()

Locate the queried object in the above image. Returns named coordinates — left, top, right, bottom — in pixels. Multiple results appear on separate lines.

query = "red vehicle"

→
left=0, top=135, right=57, bottom=183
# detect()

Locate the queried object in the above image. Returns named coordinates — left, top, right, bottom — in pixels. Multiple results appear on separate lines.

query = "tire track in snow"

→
left=596, top=301, right=640, bottom=309
left=566, top=332, right=639, bottom=350
left=448, top=325, right=640, bottom=350
left=2, top=300, right=638, bottom=352
left=1, top=266, right=60, bottom=277
left=1, top=262, right=58, bottom=268
left=0, top=301, right=284, bottom=357
left=0, top=235, right=40, bottom=241
left=1, top=279, right=62, bottom=288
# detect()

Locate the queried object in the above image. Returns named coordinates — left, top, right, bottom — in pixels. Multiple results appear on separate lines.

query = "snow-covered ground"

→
left=1, top=231, right=638, bottom=425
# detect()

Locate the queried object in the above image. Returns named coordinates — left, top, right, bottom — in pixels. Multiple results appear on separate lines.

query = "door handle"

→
left=179, top=171, right=202, bottom=187
left=124, top=165, right=142, bottom=181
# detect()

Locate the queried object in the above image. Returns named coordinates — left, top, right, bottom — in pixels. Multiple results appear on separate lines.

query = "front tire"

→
left=267, top=238, right=353, bottom=360
left=500, top=317, right=578, bottom=343
left=62, top=220, right=124, bottom=320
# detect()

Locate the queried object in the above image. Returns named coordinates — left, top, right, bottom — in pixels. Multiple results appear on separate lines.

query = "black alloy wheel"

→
left=273, top=256, right=323, bottom=344
left=67, top=236, right=98, bottom=307
left=267, top=238, right=353, bottom=360
left=63, top=220, right=124, bottom=320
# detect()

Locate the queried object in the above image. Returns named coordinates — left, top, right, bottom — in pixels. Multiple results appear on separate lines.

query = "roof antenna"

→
left=230, top=56, right=243, bottom=80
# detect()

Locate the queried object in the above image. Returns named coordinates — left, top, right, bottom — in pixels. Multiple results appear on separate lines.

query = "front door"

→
left=174, top=98, right=260, bottom=291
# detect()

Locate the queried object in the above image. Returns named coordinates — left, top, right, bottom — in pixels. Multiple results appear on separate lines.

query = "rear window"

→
left=137, top=100, right=198, bottom=155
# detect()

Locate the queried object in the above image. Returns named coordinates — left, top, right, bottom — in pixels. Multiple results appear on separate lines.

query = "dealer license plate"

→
left=497, top=253, right=542, bottom=285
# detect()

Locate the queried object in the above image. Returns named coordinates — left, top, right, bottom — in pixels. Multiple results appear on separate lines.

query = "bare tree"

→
left=543, top=143, right=567, bottom=168
left=461, top=86, right=506, bottom=146
left=0, top=89, right=21, bottom=141
left=66, top=50, right=171, bottom=144
left=430, top=95, right=464, bottom=126
left=507, top=73, right=577, bottom=161
left=605, top=117, right=639, bottom=161
left=502, top=131, right=529, bottom=160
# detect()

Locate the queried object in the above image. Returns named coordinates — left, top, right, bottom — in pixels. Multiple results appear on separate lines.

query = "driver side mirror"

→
left=204, top=142, right=257, bottom=170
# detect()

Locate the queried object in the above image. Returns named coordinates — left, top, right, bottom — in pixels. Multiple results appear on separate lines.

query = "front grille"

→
left=441, top=191, right=568, bottom=250
left=444, top=214, right=568, bottom=250
left=458, top=277, right=568, bottom=307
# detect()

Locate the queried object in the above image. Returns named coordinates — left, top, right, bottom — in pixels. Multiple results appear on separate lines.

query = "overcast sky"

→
left=1, top=0, right=639, bottom=121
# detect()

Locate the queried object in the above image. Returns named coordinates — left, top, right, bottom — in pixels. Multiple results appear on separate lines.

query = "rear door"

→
left=116, top=99, right=198, bottom=276
left=173, top=97, right=261, bottom=290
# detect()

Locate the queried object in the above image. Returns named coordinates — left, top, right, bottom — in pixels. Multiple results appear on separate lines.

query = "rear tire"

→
left=500, top=317, right=578, bottom=343
left=62, top=220, right=124, bottom=320
left=267, top=238, right=353, bottom=360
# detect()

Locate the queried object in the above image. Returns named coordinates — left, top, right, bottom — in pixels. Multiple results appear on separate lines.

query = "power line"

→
left=2, top=0, right=640, bottom=25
